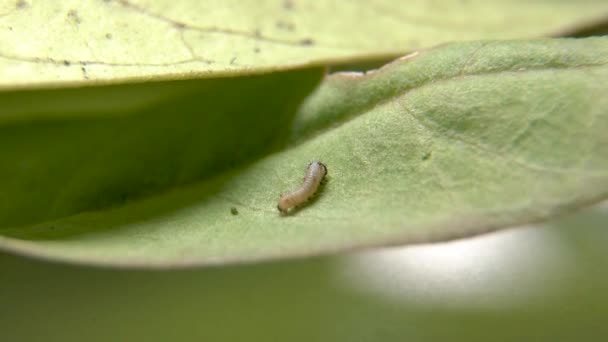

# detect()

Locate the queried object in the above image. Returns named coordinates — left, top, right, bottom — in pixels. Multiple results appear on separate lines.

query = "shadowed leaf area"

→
left=0, top=38, right=607, bottom=267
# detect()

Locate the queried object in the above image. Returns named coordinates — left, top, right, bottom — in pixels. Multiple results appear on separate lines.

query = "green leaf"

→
left=1, top=37, right=607, bottom=267
left=0, top=68, right=324, bottom=228
left=1, top=1, right=607, bottom=86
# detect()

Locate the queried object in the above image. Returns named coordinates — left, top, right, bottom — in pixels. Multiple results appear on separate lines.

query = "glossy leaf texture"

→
left=1, top=0, right=608, bottom=85
left=0, top=38, right=607, bottom=267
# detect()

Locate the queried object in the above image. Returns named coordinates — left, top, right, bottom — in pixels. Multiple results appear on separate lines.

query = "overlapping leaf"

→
left=1, top=38, right=606, bottom=267
left=1, top=0, right=607, bottom=85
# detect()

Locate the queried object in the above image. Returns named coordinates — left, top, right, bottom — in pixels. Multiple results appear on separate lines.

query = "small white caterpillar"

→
left=278, top=161, right=327, bottom=214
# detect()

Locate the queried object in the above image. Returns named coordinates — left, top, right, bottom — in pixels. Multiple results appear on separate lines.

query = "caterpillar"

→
left=278, top=161, right=327, bottom=214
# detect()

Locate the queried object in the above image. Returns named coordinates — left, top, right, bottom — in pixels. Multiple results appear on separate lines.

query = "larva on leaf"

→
left=278, top=161, right=327, bottom=214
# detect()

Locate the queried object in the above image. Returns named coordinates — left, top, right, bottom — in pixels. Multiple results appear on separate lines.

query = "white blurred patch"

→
left=333, top=226, right=577, bottom=310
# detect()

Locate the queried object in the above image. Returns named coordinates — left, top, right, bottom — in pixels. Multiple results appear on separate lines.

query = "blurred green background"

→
left=1, top=204, right=606, bottom=341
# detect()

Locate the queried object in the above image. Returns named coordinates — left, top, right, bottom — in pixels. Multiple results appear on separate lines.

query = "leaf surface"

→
left=1, top=38, right=607, bottom=267
left=1, top=1, right=608, bottom=86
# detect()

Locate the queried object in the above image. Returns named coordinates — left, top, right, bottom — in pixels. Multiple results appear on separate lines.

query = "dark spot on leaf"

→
left=63, top=60, right=70, bottom=66
left=422, top=151, right=432, bottom=160
left=254, top=47, right=261, bottom=53
left=300, top=38, right=314, bottom=46
left=230, top=207, right=239, bottom=215
left=105, top=33, right=113, bottom=39
left=230, top=56, right=237, bottom=65
left=16, top=0, right=27, bottom=9
left=80, top=66, right=89, bottom=79
left=283, top=0, right=294, bottom=10
left=67, top=9, right=81, bottom=24
left=254, top=29, right=261, bottom=37
left=276, top=20, right=295, bottom=31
